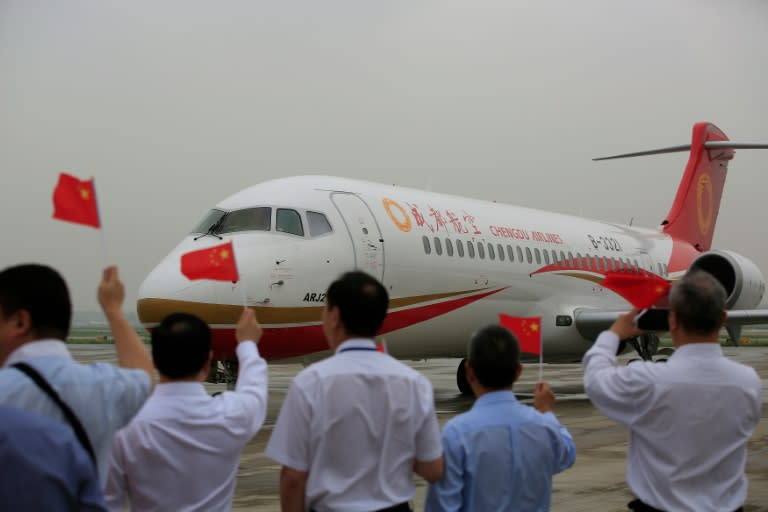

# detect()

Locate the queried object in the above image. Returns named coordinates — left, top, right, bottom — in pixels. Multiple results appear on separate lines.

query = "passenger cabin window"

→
left=477, top=243, right=485, bottom=259
left=457, top=240, right=465, bottom=258
left=543, top=250, right=550, bottom=265
left=507, top=245, right=515, bottom=262
left=517, top=246, right=524, bottom=262
left=422, top=236, right=431, bottom=254
left=535, top=248, right=541, bottom=264
left=497, top=244, right=505, bottom=261
left=468, top=241, right=476, bottom=258
left=276, top=209, right=304, bottom=236
left=525, top=247, right=533, bottom=264
left=434, top=237, right=443, bottom=256
left=446, top=238, right=454, bottom=257
left=487, top=243, right=495, bottom=260
left=217, top=207, right=272, bottom=234
left=307, top=211, right=333, bottom=237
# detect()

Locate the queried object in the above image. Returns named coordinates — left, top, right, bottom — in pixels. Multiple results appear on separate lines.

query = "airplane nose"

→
left=137, top=252, right=218, bottom=324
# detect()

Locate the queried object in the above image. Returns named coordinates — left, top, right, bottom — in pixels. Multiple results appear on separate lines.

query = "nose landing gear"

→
left=626, top=334, right=674, bottom=363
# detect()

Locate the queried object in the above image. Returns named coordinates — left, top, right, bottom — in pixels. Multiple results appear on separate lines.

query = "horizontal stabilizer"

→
left=593, top=141, right=768, bottom=161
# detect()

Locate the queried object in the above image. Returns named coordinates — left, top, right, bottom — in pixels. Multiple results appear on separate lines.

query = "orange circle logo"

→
left=382, top=198, right=411, bottom=232
left=696, top=173, right=713, bottom=235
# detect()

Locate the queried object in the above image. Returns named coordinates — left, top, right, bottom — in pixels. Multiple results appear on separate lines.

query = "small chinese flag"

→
left=180, top=241, right=239, bottom=282
left=601, top=272, right=670, bottom=309
left=376, top=340, right=388, bottom=354
left=498, top=314, right=542, bottom=356
left=52, top=173, right=101, bottom=228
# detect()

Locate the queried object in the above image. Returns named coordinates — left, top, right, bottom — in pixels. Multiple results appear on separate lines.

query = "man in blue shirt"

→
left=0, top=264, right=153, bottom=484
left=425, top=325, right=576, bottom=512
left=0, top=405, right=106, bottom=511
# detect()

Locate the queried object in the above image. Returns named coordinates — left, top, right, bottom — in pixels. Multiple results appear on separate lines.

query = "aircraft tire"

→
left=457, top=358, right=472, bottom=396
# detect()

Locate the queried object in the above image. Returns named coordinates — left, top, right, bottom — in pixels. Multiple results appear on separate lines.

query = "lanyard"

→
left=339, top=347, right=377, bottom=353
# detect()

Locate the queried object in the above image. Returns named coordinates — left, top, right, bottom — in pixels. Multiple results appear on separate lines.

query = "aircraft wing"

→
left=574, top=307, right=768, bottom=346
left=573, top=308, right=625, bottom=342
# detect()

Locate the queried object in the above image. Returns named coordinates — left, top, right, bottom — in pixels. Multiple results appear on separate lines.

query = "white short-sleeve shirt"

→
left=266, top=338, right=442, bottom=512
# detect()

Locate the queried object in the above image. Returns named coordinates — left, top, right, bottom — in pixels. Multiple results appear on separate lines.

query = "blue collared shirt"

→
left=0, top=405, right=106, bottom=511
left=425, top=390, right=576, bottom=512
left=0, top=340, right=151, bottom=484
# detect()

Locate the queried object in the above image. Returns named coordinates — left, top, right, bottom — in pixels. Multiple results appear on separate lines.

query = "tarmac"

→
left=70, top=345, right=768, bottom=512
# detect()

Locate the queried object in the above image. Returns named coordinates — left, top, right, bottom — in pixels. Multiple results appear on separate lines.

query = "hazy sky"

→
left=2, top=0, right=767, bottom=311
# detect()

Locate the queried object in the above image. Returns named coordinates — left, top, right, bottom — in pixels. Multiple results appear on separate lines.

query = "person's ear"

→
left=513, top=362, right=523, bottom=383
left=329, top=306, right=341, bottom=330
left=668, top=310, right=678, bottom=332
left=717, top=311, right=727, bottom=331
left=13, top=309, right=32, bottom=337
left=200, top=350, right=214, bottom=377
left=465, top=360, right=476, bottom=384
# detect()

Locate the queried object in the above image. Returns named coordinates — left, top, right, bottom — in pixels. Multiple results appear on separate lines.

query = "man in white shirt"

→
left=0, top=264, right=154, bottom=484
left=583, top=270, right=761, bottom=512
left=266, top=271, right=444, bottom=512
left=105, top=308, right=268, bottom=511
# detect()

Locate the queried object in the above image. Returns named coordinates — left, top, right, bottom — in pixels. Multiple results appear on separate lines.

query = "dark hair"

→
left=0, top=264, right=72, bottom=339
left=468, top=325, right=520, bottom=390
left=151, top=313, right=211, bottom=379
left=669, top=270, right=727, bottom=336
left=325, top=271, right=389, bottom=337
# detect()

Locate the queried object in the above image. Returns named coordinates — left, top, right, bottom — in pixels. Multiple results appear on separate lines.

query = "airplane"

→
left=137, top=121, right=768, bottom=393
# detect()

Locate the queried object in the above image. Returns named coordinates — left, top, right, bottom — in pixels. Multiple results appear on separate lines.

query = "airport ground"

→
left=70, top=345, right=768, bottom=512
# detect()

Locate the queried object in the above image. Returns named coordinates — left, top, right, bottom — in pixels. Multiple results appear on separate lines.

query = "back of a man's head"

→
left=152, top=313, right=211, bottom=379
left=0, top=264, right=72, bottom=340
left=468, top=325, right=521, bottom=390
left=669, top=270, right=727, bottom=337
left=325, top=271, right=389, bottom=338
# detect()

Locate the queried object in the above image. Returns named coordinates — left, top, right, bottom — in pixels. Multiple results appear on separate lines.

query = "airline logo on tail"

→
left=696, top=172, right=713, bottom=236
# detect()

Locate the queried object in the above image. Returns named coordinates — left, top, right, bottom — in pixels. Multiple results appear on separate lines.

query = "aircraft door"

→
left=330, top=192, right=385, bottom=281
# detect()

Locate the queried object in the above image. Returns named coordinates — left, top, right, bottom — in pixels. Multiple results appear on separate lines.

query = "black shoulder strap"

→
left=12, top=362, right=97, bottom=466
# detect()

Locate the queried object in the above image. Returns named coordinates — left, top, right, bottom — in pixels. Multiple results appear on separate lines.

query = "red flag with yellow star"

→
left=498, top=314, right=542, bottom=355
left=601, top=271, right=670, bottom=309
left=180, top=241, right=239, bottom=282
left=52, top=173, right=101, bottom=228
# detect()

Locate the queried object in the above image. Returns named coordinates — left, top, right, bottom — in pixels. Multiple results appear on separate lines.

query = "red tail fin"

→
left=661, top=122, right=733, bottom=252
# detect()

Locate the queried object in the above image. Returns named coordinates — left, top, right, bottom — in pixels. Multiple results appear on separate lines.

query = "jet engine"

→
left=688, top=249, right=766, bottom=309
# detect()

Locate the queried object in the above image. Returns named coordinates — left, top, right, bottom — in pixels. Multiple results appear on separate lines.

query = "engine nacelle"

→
left=688, top=250, right=766, bottom=309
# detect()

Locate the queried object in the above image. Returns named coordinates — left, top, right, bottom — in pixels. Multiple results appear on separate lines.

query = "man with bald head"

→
left=584, top=270, right=761, bottom=512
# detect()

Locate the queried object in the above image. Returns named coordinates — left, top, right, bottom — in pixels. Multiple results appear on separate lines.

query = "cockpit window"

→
left=217, top=207, right=272, bottom=234
left=276, top=209, right=304, bottom=237
left=307, top=211, right=333, bottom=237
left=191, top=209, right=226, bottom=234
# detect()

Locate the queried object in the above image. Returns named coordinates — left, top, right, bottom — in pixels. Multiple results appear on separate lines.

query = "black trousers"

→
left=628, top=498, right=743, bottom=512
left=311, top=502, right=410, bottom=512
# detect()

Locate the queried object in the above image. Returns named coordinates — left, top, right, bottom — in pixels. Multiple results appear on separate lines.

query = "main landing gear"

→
left=625, top=333, right=674, bottom=363
left=207, top=360, right=239, bottom=390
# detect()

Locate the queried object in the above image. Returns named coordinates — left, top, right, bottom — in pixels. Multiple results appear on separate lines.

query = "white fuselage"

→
left=138, top=176, right=685, bottom=363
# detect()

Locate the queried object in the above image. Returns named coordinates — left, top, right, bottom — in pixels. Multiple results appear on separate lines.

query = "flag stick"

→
left=538, top=336, right=544, bottom=382
left=238, top=283, right=248, bottom=309
left=91, top=178, right=109, bottom=268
